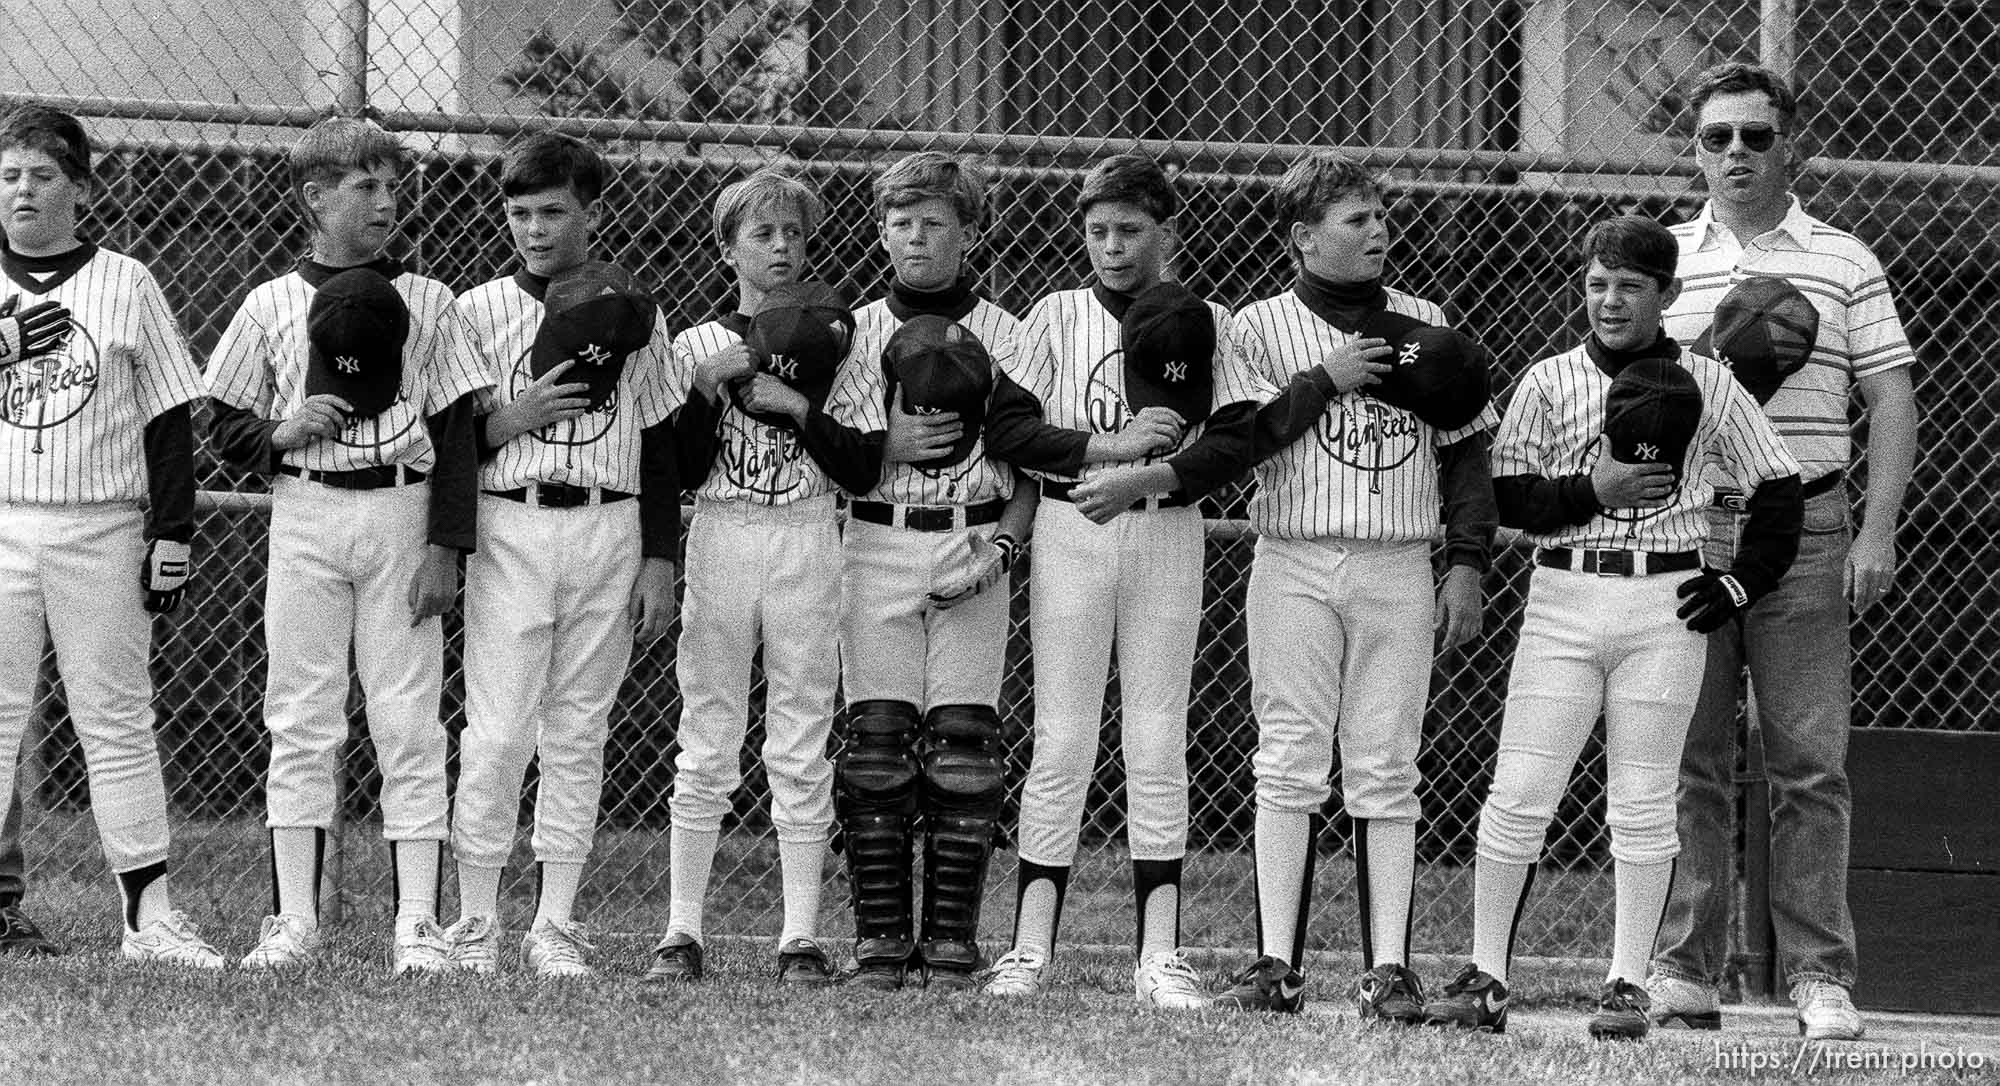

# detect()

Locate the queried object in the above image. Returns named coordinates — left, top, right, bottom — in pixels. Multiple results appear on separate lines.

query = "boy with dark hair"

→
left=642, top=167, right=845, bottom=986
left=982, top=153, right=1253, bottom=1008
left=438, top=131, right=681, bottom=978
left=1201, top=150, right=1496, bottom=1018
left=742, top=150, right=1172, bottom=990
left=207, top=116, right=487, bottom=973
left=1, top=104, right=219, bottom=967
left=1423, top=214, right=1801, bottom=1040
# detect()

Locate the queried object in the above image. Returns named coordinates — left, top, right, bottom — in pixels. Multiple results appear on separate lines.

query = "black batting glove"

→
left=141, top=539, right=192, bottom=615
left=1675, top=568, right=1755, bottom=634
left=0, top=297, right=75, bottom=367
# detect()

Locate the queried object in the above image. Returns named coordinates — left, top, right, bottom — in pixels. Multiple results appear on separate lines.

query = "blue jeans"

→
left=1653, top=487, right=1858, bottom=991
left=0, top=785, right=23, bottom=907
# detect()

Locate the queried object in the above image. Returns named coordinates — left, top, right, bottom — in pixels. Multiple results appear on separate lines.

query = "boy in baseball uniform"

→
left=1198, top=151, right=1497, bottom=1018
left=642, top=168, right=844, bottom=986
left=982, top=154, right=1253, bottom=1009
left=1422, top=215, right=1801, bottom=1039
left=746, top=152, right=1173, bottom=990
left=0, top=106, right=220, bottom=967
left=206, top=117, right=487, bottom=973
left=439, top=133, right=681, bottom=979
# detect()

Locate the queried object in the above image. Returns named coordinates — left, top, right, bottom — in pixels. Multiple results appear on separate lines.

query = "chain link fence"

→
left=5, top=1, right=1995, bottom=967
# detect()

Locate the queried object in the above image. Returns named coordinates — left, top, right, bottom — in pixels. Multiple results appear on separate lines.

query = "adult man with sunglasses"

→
left=1646, top=61, right=1918, bottom=1042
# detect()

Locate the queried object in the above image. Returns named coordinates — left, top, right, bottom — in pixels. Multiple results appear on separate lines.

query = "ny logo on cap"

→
left=1397, top=342, right=1421, bottom=368
left=1636, top=442, right=1662, bottom=461
left=577, top=344, right=612, bottom=366
left=768, top=354, right=801, bottom=380
left=1165, top=360, right=1188, bottom=383
left=335, top=355, right=361, bottom=374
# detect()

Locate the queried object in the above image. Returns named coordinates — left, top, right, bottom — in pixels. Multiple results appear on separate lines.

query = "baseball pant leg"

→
left=41, top=507, right=168, bottom=873
left=0, top=784, right=24, bottom=906
left=838, top=519, right=928, bottom=708
left=0, top=509, right=50, bottom=870
left=349, top=487, right=447, bottom=843
left=922, top=525, right=1011, bottom=710
left=669, top=506, right=759, bottom=836
left=528, top=502, right=642, bottom=865
left=1111, top=507, right=1203, bottom=862
left=456, top=496, right=558, bottom=870
left=759, top=511, right=840, bottom=844
left=262, top=480, right=361, bottom=832
left=1017, top=499, right=1118, bottom=868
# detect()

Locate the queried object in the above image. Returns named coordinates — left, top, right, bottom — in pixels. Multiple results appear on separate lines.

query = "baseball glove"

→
left=928, top=533, right=1018, bottom=610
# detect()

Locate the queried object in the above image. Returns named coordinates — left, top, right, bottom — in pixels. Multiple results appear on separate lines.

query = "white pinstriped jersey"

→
left=1665, top=199, right=1915, bottom=483
left=669, top=318, right=836, bottom=505
left=993, top=287, right=1237, bottom=485
left=1, top=246, right=204, bottom=505
left=824, top=297, right=1019, bottom=505
left=206, top=269, right=488, bottom=473
left=1492, top=344, right=1801, bottom=551
left=1224, top=289, right=1500, bottom=542
left=440, top=277, right=680, bottom=494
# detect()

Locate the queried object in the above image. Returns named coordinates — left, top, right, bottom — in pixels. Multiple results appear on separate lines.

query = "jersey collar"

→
left=1583, top=330, right=1681, bottom=377
left=1691, top=195, right=1814, bottom=251
left=2, top=238, right=98, bottom=295
left=298, top=253, right=405, bottom=289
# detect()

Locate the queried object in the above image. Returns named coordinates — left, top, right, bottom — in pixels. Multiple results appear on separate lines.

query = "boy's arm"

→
left=1677, top=379, right=1806, bottom=632
left=1437, top=428, right=1498, bottom=573
left=1488, top=370, right=1601, bottom=533
left=424, top=392, right=481, bottom=553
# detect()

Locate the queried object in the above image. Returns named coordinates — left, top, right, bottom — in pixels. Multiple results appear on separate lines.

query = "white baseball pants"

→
left=262, top=477, right=447, bottom=841
left=1017, top=499, right=1202, bottom=866
left=0, top=502, right=169, bottom=872
left=1476, top=567, right=1707, bottom=867
left=1247, top=537, right=1433, bottom=821
left=452, top=495, right=643, bottom=868
left=839, top=517, right=1008, bottom=710
left=670, top=496, right=838, bottom=844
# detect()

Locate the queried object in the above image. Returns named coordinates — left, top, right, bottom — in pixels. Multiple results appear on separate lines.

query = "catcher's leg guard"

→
left=834, top=699, right=920, bottom=964
left=918, top=704, right=1005, bottom=971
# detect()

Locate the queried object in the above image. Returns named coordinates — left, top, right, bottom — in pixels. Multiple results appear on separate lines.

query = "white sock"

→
left=271, top=827, right=322, bottom=924
left=1472, top=858, right=1532, bottom=983
left=533, top=861, right=584, bottom=927
left=1014, top=877, right=1061, bottom=957
left=393, top=841, right=440, bottom=921
left=1137, top=880, right=1179, bottom=961
left=667, top=826, right=720, bottom=941
left=1365, top=819, right=1417, bottom=967
left=778, top=837, right=826, bottom=945
left=1610, top=858, right=1673, bottom=984
left=1254, top=808, right=1311, bottom=967
left=457, top=862, right=502, bottom=922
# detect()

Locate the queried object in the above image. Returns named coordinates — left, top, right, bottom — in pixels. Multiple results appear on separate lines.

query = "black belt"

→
left=849, top=499, right=1003, bottom=532
left=484, top=483, right=634, bottom=508
left=1040, top=479, right=1190, bottom=510
left=1713, top=470, right=1843, bottom=512
left=1536, top=547, right=1700, bottom=577
left=277, top=463, right=426, bottom=489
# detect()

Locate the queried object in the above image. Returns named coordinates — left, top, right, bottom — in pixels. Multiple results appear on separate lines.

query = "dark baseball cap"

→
left=1357, top=309, right=1491, bottom=431
left=1120, top=282, right=1215, bottom=425
left=882, top=314, right=992, bottom=470
left=1692, top=276, right=1818, bottom=405
left=306, top=267, right=409, bottom=419
left=736, top=280, right=855, bottom=426
left=1603, top=356, right=1703, bottom=483
left=530, top=261, right=657, bottom=411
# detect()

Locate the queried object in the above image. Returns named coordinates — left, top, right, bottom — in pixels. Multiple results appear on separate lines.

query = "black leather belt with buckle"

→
left=484, top=484, right=634, bottom=508
left=1535, top=547, right=1701, bottom=577
left=277, top=463, right=426, bottom=489
left=848, top=499, right=1004, bottom=532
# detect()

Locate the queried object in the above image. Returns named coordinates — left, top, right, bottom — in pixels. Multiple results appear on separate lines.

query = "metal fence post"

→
left=335, top=0, right=371, bottom=117
left=1761, top=0, right=1796, bottom=79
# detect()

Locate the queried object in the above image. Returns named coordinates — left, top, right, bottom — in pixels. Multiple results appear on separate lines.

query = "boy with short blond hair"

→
left=206, top=116, right=487, bottom=973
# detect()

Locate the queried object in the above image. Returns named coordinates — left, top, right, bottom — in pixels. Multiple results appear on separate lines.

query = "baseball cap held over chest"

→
left=306, top=268, right=410, bottom=419
left=1356, top=309, right=1490, bottom=430
left=1691, top=276, right=1818, bottom=405
left=738, top=280, right=855, bottom=426
left=531, top=261, right=657, bottom=411
left=1120, top=282, right=1216, bottom=425
left=883, top=314, right=991, bottom=470
left=1602, top=355, right=1703, bottom=484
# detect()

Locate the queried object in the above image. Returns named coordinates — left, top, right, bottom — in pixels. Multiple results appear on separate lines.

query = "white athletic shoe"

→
left=522, top=918, right=596, bottom=979
left=1793, top=978, right=1865, bottom=1041
left=122, top=910, right=225, bottom=970
left=1135, top=949, right=1208, bottom=1010
left=241, top=913, right=320, bottom=971
left=1643, top=971, right=1722, bottom=1030
left=442, top=914, right=502, bottom=976
left=391, top=915, right=454, bottom=975
left=980, top=947, right=1049, bottom=997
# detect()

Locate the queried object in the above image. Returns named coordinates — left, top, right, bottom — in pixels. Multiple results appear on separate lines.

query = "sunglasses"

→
left=1698, top=123, right=1782, bottom=153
